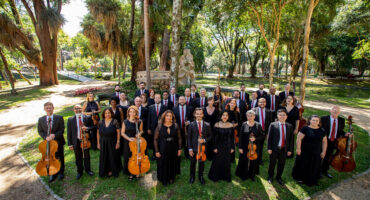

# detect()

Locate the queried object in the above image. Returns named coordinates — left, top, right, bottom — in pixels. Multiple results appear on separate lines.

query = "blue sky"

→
left=61, top=0, right=88, bottom=37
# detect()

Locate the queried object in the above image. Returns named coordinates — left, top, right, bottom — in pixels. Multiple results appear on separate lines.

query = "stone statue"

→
left=178, top=49, right=195, bottom=86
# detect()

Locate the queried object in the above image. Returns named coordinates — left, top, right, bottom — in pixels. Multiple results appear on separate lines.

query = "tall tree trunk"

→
left=15, top=68, right=32, bottom=85
left=1, top=70, right=9, bottom=85
left=276, top=50, right=280, bottom=77
left=299, top=0, right=319, bottom=104
left=285, top=47, right=289, bottom=80
left=170, top=0, right=182, bottom=88
left=144, top=0, right=151, bottom=89
left=261, top=54, right=266, bottom=75
left=0, top=48, right=16, bottom=94
left=123, top=55, right=128, bottom=79
left=112, top=54, right=117, bottom=78
left=159, top=27, right=170, bottom=71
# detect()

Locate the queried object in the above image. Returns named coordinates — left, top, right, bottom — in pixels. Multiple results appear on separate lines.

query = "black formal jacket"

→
left=320, top=116, right=345, bottom=141
left=256, top=90, right=268, bottom=99
left=267, top=122, right=294, bottom=152
left=172, top=105, right=194, bottom=129
left=139, top=106, right=149, bottom=132
left=112, top=92, right=122, bottom=98
left=135, top=89, right=150, bottom=97
left=240, top=91, right=250, bottom=103
left=38, top=115, right=65, bottom=145
left=190, top=92, right=200, bottom=99
left=67, top=115, right=95, bottom=148
left=252, top=107, right=273, bottom=134
left=187, top=121, right=212, bottom=152
left=184, top=97, right=195, bottom=107
left=193, top=97, right=208, bottom=108
left=248, top=99, right=259, bottom=110
left=147, top=104, right=167, bottom=132
left=162, top=99, right=174, bottom=110
left=266, top=95, right=281, bottom=112
left=278, top=91, right=295, bottom=102
left=169, top=93, right=180, bottom=106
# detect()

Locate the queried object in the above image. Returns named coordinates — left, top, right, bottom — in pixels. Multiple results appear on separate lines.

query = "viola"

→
left=331, top=116, right=357, bottom=172
left=128, top=121, right=150, bottom=175
left=36, top=121, right=61, bottom=176
left=247, top=133, right=258, bottom=160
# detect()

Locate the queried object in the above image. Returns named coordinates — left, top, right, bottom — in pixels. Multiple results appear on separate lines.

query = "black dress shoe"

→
left=49, top=175, right=57, bottom=183
left=76, top=173, right=82, bottom=180
left=199, top=176, right=205, bottom=185
left=268, top=177, right=273, bottom=184
left=277, top=179, right=285, bottom=186
left=189, top=176, right=195, bottom=184
left=325, top=173, right=333, bottom=179
left=86, top=171, right=94, bottom=176
left=58, top=174, right=64, bottom=180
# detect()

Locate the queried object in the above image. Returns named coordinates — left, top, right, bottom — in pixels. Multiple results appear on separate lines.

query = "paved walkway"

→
left=0, top=82, right=108, bottom=200
left=58, top=71, right=94, bottom=82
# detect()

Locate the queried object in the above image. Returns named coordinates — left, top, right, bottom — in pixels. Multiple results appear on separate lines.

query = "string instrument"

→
left=91, top=109, right=99, bottom=126
left=233, top=121, right=239, bottom=144
left=80, top=124, right=91, bottom=158
left=128, top=121, right=150, bottom=175
left=331, top=116, right=357, bottom=172
left=196, top=138, right=207, bottom=162
left=247, top=132, right=258, bottom=160
left=36, top=120, right=61, bottom=176
left=297, top=103, right=307, bottom=131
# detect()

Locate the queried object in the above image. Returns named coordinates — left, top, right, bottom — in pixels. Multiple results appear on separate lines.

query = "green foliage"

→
left=65, top=57, right=91, bottom=73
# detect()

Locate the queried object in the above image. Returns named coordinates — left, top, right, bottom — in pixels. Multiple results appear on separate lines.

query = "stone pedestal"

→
left=136, top=71, right=171, bottom=90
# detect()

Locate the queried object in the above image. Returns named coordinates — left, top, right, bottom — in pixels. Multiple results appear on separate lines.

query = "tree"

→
left=0, top=47, right=15, bottom=93
left=170, top=0, right=182, bottom=88
left=144, top=0, right=151, bottom=88
left=299, top=0, right=320, bottom=104
left=0, top=0, right=65, bottom=86
left=248, top=0, right=294, bottom=87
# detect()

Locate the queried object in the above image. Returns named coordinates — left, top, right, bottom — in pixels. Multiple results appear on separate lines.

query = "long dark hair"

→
left=159, top=110, right=176, bottom=125
left=307, top=115, right=321, bottom=126
left=102, top=108, right=114, bottom=119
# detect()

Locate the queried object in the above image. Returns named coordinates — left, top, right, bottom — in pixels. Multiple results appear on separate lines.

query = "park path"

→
left=0, top=81, right=110, bottom=200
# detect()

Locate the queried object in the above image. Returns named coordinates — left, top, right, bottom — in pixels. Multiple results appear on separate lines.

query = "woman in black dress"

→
left=203, top=97, right=219, bottom=160
left=83, top=92, right=101, bottom=149
left=292, top=115, right=327, bottom=186
left=213, top=86, right=223, bottom=111
left=110, top=96, right=124, bottom=125
left=154, top=110, right=182, bottom=185
left=208, top=111, right=235, bottom=182
left=119, top=92, right=130, bottom=107
left=121, top=106, right=144, bottom=180
left=97, top=108, right=121, bottom=177
left=279, top=95, right=299, bottom=158
left=236, top=110, right=264, bottom=181
left=224, top=98, right=241, bottom=163
left=148, top=89, right=155, bottom=106
left=140, top=93, right=149, bottom=108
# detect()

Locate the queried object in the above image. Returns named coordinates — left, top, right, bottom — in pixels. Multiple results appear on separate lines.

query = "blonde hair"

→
left=127, top=106, right=139, bottom=121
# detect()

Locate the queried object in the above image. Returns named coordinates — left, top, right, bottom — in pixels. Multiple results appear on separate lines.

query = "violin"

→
left=128, top=121, right=150, bottom=175
left=91, top=109, right=99, bottom=126
left=247, top=133, right=258, bottom=160
left=297, top=103, right=307, bottom=131
left=80, top=125, right=91, bottom=155
left=233, top=121, right=239, bottom=144
left=331, top=116, right=357, bottom=172
left=196, top=138, right=207, bottom=162
left=36, top=120, right=61, bottom=176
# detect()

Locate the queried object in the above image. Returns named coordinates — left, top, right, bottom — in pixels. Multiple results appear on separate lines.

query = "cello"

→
left=128, top=121, right=150, bottom=175
left=330, top=116, right=357, bottom=172
left=36, top=119, right=61, bottom=176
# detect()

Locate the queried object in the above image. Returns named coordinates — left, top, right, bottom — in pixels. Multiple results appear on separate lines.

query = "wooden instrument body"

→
left=128, top=136, right=150, bottom=175
left=234, top=129, right=239, bottom=144
left=196, top=141, right=207, bottom=161
left=36, top=140, right=61, bottom=176
left=80, top=126, right=91, bottom=150
left=92, top=113, right=99, bottom=126
left=247, top=142, right=258, bottom=160
left=331, top=116, right=357, bottom=172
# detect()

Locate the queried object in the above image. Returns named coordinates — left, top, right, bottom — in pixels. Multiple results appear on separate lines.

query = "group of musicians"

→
left=37, top=82, right=352, bottom=186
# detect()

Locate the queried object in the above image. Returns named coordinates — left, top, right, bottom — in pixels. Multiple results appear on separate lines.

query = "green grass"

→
left=19, top=107, right=370, bottom=200
left=196, top=77, right=370, bottom=109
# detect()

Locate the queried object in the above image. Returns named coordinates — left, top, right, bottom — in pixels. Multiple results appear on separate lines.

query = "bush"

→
left=103, top=75, right=111, bottom=80
left=120, top=81, right=137, bottom=99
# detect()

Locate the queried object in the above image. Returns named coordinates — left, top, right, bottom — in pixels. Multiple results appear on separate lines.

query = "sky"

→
left=61, top=0, right=88, bottom=37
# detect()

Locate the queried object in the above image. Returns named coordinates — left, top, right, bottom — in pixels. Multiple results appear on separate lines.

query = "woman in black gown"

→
left=292, top=115, right=327, bottom=186
left=236, top=110, right=264, bottom=181
left=110, top=96, right=124, bottom=125
left=213, top=86, right=223, bottom=111
left=154, top=110, right=182, bottom=185
left=148, top=89, right=155, bottom=106
left=140, top=93, right=149, bottom=108
left=224, top=98, right=241, bottom=163
left=97, top=108, right=121, bottom=177
left=83, top=92, right=101, bottom=149
left=203, top=97, right=219, bottom=160
left=121, top=106, right=144, bottom=180
left=208, top=111, right=235, bottom=182
left=279, top=95, right=299, bottom=158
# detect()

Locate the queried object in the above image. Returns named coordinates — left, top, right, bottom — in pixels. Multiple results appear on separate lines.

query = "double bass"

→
left=128, top=121, right=150, bottom=175
left=330, top=116, right=357, bottom=172
left=36, top=119, right=61, bottom=176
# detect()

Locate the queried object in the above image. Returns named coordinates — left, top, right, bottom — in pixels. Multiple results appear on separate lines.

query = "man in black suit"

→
left=267, top=109, right=294, bottom=186
left=173, top=96, right=193, bottom=158
left=320, top=106, right=351, bottom=178
left=226, top=91, right=247, bottom=122
left=240, top=84, right=250, bottom=103
left=184, top=88, right=195, bottom=107
left=190, top=84, right=200, bottom=99
left=257, top=83, right=268, bottom=100
left=112, top=84, right=122, bottom=98
left=161, top=91, right=174, bottom=110
left=194, top=88, right=208, bottom=108
left=135, top=82, right=150, bottom=97
left=169, top=87, right=180, bottom=107
left=37, top=102, right=65, bottom=183
left=67, top=104, right=95, bottom=179
left=187, top=108, right=212, bottom=184
left=248, top=92, right=259, bottom=110
left=266, top=86, right=281, bottom=120
left=253, top=97, right=273, bottom=166
left=278, top=84, right=295, bottom=102
left=148, top=94, right=167, bottom=158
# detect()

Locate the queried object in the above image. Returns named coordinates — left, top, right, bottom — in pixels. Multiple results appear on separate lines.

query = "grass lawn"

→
left=19, top=107, right=370, bottom=200
left=196, top=77, right=370, bottom=109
